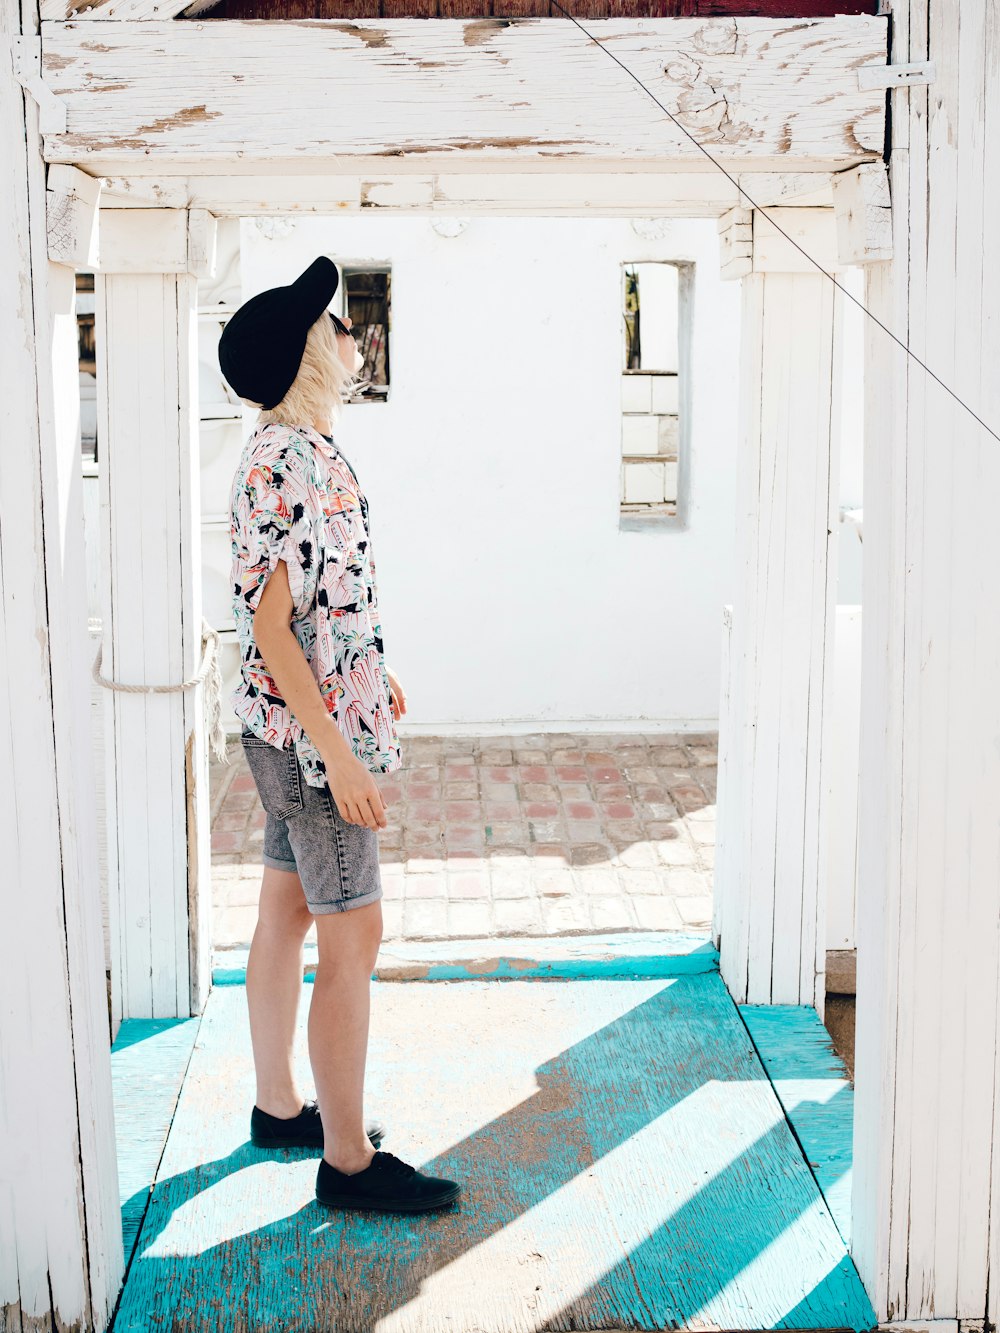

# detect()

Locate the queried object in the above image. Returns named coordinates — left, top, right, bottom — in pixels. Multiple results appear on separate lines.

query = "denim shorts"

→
left=239, top=727, right=383, bottom=914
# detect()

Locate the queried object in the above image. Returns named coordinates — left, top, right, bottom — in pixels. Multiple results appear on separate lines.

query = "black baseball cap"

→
left=218, top=255, right=343, bottom=410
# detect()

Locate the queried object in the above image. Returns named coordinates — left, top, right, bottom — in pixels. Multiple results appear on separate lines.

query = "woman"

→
left=220, top=256, right=461, bottom=1214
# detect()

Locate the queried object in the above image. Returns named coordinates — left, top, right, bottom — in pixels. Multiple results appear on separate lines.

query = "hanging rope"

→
left=91, top=616, right=230, bottom=765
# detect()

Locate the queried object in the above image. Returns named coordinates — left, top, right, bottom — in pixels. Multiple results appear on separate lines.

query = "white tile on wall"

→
left=623, top=459, right=667, bottom=504
left=657, top=415, right=680, bottom=456
left=622, top=414, right=661, bottom=456
left=621, top=374, right=653, bottom=412
left=652, top=374, right=680, bottom=414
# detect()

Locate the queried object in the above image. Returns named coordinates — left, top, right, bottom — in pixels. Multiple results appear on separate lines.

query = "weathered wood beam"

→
left=750, top=203, right=841, bottom=272
left=46, top=161, right=102, bottom=265
left=717, top=204, right=752, bottom=277
left=831, top=159, right=892, bottom=263
left=718, top=202, right=841, bottom=278
left=39, top=17, right=888, bottom=174
left=93, top=168, right=836, bottom=216
left=94, top=205, right=218, bottom=273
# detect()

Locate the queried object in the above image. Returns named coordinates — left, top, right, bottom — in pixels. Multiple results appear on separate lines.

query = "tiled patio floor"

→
left=210, top=732, right=717, bottom=947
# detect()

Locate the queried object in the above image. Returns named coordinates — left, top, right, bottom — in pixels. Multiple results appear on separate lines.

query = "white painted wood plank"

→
left=884, top=5, right=925, bottom=1304
left=831, top=161, right=893, bottom=264
left=929, top=0, right=995, bottom=1313
left=39, top=18, right=888, bottom=172
left=827, top=606, right=862, bottom=951
left=906, top=0, right=954, bottom=1306
left=179, top=273, right=213, bottom=1014
left=751, top=206, right=842, bottom=274
left=793, top=271, right=835, bottom=1013
left=97, top=208, right=189, bottom=273
left=985, top=2, right=1000, bottom=1328
left=95, top=170, right=837, bottom=219
left=718, top=255, right=837, bottom=1013
left=711, top=603, right=733, bottom=953
left=743, top=271, right=789, bottom=1003
left=852, top=253, right=904, bottom=1332
left=98, top=260, right=205, bottom=1019
left=854, top=0, right=1000, bottom=1321
left=717, top=274, right=765, bottom=1003
left=46, top=162, right=101, bottom=266
left=0, top=1, right=123, bottom=1322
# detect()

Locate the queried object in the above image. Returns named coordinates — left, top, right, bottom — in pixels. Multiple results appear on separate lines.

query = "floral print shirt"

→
left=229, top=420, right=402, bottom=785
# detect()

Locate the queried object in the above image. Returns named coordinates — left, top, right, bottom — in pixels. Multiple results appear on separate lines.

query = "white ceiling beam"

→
left=92, top=207, right=217, bottom=273
left=92, top=169, right=837, bottom=217
left=718, top=204, right=847, bottom=280
left=750, top=205, right=844, bottom=274
left=39, top=17, right=888, bottom=176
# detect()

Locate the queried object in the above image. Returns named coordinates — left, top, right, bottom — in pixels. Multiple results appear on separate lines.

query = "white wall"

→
left=239, top=215, right=742, bottom=733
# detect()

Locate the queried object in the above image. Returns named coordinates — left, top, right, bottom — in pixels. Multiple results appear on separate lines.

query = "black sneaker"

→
left=316, top=1150, right=461, bottom=1213
left=250, top=1100, right=385, bottom=1151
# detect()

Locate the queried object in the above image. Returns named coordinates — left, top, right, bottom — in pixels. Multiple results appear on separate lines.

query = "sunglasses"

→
left=328, top=311, right=352, bottom=338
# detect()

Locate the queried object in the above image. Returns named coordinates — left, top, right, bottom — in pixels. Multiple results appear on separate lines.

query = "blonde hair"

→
left=246, top=311, right=363, bottom=430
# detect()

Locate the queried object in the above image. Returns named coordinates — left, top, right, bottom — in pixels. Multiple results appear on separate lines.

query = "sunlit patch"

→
left=141, top=1162, right=313, bottom=1257
left=373, top=1081, right=790, bottom=1332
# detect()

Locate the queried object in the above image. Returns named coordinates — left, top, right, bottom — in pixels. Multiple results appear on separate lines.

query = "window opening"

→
left=341, top=265, right=390, bottom=404
left=621, top=260, right=687, bottom=518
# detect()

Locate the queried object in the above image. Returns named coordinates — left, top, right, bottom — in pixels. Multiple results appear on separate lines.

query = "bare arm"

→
left=252, top=559, right=387, bottom=831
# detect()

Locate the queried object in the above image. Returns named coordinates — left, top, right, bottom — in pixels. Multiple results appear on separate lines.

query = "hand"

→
left=324, top=749, right=388, bottom=830
left=385, top=664, right=407, bottom=721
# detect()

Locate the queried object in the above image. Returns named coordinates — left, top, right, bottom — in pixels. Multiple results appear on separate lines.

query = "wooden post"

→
left=715, top=207, right=843, bottom=1011
left=1, top=4, right=123, bottom=1325
left=96, top=209, right=214, bottom=1021
left=851, top=0, right=1000, bottom=1321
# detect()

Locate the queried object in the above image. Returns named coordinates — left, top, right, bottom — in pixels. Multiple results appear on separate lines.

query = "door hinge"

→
left=858, top=60, right=936, bottom=91
left=11, top=36, right=68, bottom=135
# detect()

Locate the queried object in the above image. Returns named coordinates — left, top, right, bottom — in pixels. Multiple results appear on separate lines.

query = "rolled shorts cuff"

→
left=262, top=852, right=299, bottom=872
left=308, top=885, right=383, bottom=915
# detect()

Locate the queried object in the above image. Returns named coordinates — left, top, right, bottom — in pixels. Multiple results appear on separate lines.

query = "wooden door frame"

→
left=6, top=10, right=912, bottom=1327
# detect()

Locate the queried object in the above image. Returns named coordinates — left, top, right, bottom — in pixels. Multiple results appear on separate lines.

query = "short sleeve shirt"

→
left=229, top=420, right=402, bottom=786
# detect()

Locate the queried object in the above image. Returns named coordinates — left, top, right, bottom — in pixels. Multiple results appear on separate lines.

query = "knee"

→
left=257, top=901, right=314, bottom=939
left=314, top=901, right=383, bottom=973
left=354, top=903, right=384, bottom=964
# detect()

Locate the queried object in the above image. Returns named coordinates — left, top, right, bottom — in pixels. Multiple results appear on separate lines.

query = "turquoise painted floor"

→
left=109, top=937, right=874, bottom=1332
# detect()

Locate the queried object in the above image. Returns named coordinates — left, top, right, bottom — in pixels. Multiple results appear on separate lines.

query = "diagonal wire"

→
left=547, top=0, right=1000, bottom=446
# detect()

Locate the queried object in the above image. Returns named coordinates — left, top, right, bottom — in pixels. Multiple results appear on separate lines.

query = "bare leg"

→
left=246, top=865, right=314, bottom=1117
left=310, top=900, right=383, bottom=1174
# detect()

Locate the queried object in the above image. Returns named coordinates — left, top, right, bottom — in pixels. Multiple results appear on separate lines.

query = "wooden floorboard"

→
left=213, top=930, right=720, bottom=985
left=738, top=1004, right=855, bottom=1248
left=110, top=1016, right=203, bottom=1264
left=111, top=976, right=875, bottom=1332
